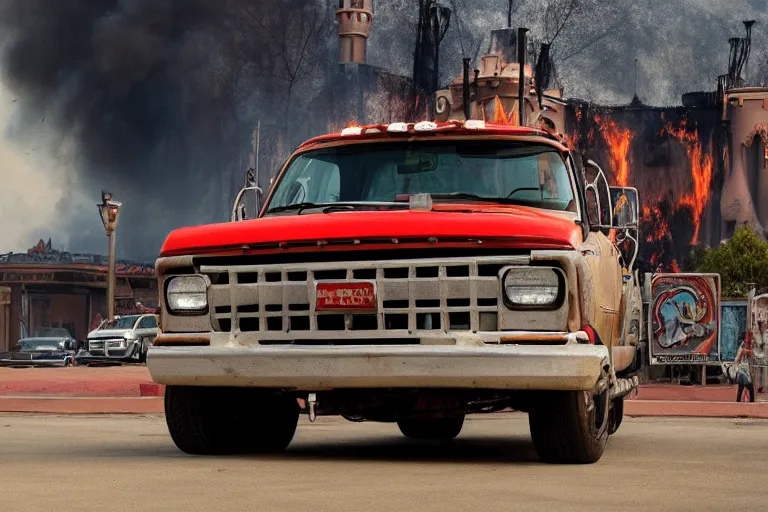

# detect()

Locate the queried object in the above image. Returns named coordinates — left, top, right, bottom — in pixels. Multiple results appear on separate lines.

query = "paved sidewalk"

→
left=631, top=383, right=768, bottom=402
left=2, top=366, right=768, bottom=416
left=0, top=366, right=162, bottom=397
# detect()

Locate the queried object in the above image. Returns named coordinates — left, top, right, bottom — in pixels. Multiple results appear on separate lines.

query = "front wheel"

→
left=608, top=398, right=624, bottom=435
left=528, top=362, right=611, bottom=464
left=165, top=386, right=299, bottom=455
left=397, top=415, right=465, bottom=441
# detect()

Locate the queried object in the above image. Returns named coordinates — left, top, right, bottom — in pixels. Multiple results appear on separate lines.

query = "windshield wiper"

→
left=428, top=193, right=511, bottom=203
left=266, top=202, right=407, bottom=215
left=265, top=202, right=323, bottom=215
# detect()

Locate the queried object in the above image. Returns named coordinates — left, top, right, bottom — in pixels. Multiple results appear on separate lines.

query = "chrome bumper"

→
left=147, top=340, right=609, bottom=392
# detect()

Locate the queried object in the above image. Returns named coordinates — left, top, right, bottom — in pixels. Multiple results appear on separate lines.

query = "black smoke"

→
left=0, top=0, right=340, bottom=261
left=2, top=0, right=768, bottom=262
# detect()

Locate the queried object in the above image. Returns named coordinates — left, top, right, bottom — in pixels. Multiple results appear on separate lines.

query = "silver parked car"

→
left=76, top=314, right=159, bottom=364
left=0, top=327, right=77, bottom=367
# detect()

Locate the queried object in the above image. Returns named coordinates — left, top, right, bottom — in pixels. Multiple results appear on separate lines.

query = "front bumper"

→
left=147, top=334, right=609, bottom=391
left=75, top=341, right=141, bottom=364
left=0, top=356, right=71, bottom=368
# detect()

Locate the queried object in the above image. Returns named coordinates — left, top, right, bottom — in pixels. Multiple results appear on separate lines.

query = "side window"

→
left=138, top=316, right=157, bottom=329
left=273, top=158, right=341, bottom=207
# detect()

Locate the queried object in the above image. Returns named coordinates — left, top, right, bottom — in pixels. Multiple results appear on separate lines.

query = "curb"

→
left=625, top=400, right=768, bottom=419
left=139, top=383, right=165, bottom=397
left=0, top=396, right=164, bottom=415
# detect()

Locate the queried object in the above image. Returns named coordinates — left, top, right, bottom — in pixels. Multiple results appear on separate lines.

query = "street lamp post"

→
left=98, top=192, right=122, bottom=320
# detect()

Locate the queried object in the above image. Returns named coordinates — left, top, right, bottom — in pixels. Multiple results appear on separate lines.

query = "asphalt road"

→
left=2, top=413, right=766, bottom=512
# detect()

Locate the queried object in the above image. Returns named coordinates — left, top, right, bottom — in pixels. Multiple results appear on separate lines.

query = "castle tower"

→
left=721, top=87, right=768, bottom=239
left=336, top=0, right=373, bottom=65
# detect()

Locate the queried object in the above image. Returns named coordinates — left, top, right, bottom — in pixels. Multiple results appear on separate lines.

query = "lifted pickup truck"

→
left=150, top=119, right=644, bottom=463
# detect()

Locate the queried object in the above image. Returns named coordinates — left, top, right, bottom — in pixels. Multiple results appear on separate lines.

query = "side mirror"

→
left=584, top=160, right=614, bottom=230
left=232, top=186, right=263, bottom=222
left=609, top=187, right=639, bottom=229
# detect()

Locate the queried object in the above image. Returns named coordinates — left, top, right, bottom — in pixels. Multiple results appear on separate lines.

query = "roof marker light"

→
left=387, top=123, right=409, bottom=133
left=464, top=120, right=486, bottom=130
left=409, top=193, right=433, bottom=211
left=341, top=126, right=363, bottom=136
left=414, top=121, right=437, bottom=132
left=363, top=128, right=381, bottom=134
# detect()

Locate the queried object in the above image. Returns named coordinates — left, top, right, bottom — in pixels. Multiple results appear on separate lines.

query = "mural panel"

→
left=751, top=294, right=768, bottom=366
left=650, top=273, right=721, bottom=364
left=720, top=302, right=747, bottom=362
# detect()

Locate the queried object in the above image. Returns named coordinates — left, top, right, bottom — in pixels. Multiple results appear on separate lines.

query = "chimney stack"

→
left=336, top=0, right=373, bottom=64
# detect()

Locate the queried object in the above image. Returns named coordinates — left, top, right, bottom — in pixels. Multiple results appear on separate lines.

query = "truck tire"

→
left=397, top=415, right=464, bottom=441
left=608, top=398, right=624, bottom=435
left=528, top=372, right=610, bottom=464
left=165, top=386, right=299, bottom=455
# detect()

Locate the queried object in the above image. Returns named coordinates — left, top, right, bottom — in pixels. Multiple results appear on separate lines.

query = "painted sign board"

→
left=650, top=273, right=721, bottom=365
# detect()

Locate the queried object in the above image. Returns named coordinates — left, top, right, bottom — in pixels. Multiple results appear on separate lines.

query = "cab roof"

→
left=298, top=120, right=570, bottom=151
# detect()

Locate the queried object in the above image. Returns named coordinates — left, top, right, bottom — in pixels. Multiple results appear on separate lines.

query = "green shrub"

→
left=695, top=226, right=768, bottom=298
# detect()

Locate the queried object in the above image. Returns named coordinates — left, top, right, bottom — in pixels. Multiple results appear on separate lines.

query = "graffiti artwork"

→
left=750, top=294, right=768, bottom=366
left=720, top=302, right=748, bottom=362
left=650, top=273, right=720, bottom=364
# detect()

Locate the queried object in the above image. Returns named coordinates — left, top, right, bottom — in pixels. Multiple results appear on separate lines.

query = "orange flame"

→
left=642, top=204, right=669, bottom=243
left=662, top=121, right=713, bottom=243
left=490, top=96, right=511, bottom=125
left=597, top=118, right=632, bottom=187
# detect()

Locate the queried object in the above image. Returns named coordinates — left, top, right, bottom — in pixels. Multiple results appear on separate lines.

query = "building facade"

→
left=0, top=239, right=156, bottom=348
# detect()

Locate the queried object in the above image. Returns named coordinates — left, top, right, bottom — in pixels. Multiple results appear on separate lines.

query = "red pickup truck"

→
left=149, top=120, right=643, bottom=463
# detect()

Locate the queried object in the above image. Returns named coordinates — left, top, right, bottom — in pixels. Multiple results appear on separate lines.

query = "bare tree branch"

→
left=545, top=0, right=580, bottom=45
left=556, top=20, right=622, bottom=62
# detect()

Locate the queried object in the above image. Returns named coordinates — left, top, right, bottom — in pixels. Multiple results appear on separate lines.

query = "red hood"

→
left=160, top=206, right=582, bottom=257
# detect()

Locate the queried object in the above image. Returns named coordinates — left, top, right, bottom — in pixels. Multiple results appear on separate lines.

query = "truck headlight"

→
left=502, top=268, right=562, bottom=308
left=166, top=275, right=208, bottom=313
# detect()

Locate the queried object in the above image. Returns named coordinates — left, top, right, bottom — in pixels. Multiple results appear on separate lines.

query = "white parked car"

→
left=77, top=314, right=159, bottom=364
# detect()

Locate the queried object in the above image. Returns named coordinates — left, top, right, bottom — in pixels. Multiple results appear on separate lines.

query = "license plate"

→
left=316, top=282, right=376, bottom=310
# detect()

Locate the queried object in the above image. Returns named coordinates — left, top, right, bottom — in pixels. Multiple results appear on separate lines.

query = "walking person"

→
left=731, top=330, right=756, bottom=402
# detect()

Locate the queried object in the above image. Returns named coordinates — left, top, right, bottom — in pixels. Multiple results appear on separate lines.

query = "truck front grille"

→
left=88, top=338, right=124, bottom=355
left=199, top=256, right=529, bottom=338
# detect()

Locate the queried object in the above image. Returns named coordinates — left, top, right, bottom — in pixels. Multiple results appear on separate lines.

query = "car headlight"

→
left=502, top=268, right=562, bottom=308
left=166, top=275, right=208, bottom=313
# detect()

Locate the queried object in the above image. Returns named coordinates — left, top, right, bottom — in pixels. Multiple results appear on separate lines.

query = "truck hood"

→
left=160, top=207, right=583, bottom=257
left=88, top=329, right=134, bottom=340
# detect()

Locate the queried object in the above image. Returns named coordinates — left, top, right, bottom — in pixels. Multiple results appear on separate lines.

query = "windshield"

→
left=32, top=328, right=71, bottom=338
left=19, top=339, right=64, bottom=350
left=103, top=316, right=140, bottom=330
left=265, top=141, right=576, bottom=214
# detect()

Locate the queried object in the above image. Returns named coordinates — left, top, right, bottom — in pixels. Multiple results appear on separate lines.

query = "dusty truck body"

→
left=149, top=116, right=644, bottom=463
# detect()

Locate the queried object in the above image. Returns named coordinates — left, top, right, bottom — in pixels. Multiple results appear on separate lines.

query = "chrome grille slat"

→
left=202, top=256, right=529, bottom=337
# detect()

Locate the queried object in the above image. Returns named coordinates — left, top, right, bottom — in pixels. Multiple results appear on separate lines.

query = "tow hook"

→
left=307, top=393, right=317, bottom=423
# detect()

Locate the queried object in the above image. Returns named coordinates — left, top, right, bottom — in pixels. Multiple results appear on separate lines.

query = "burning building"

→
left=0, top=239, right=156, bottom=350
left=563, top=21, right=768, bottom=273
left=566, top=99, right=719, bottom=272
